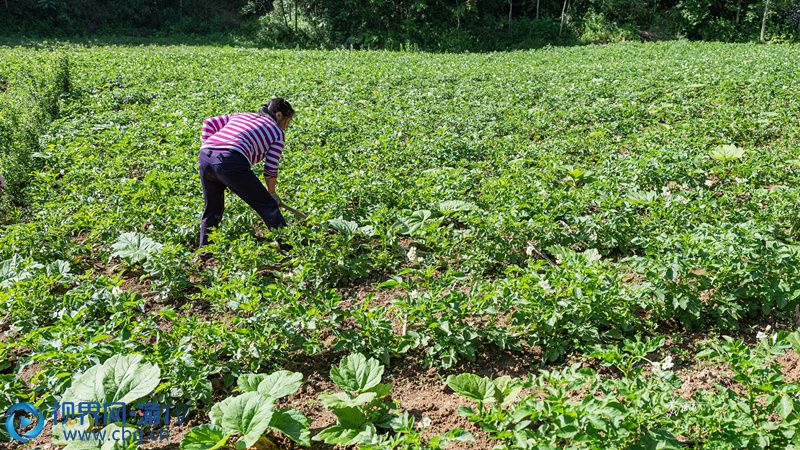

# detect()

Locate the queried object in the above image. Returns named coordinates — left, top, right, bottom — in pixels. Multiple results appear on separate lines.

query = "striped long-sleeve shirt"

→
left=200, top=112, right=286, bottom=177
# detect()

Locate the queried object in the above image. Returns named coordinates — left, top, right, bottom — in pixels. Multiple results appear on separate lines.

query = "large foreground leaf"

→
left=256, top=370, right=303, bottom=399
left=61, top=354, right=161, bottom=405
left=446, top=374, right=495, bottom=404
left=330, top=353, right=384, bottom=393
left=214, top=392, right=275, bottom=450
left=180, top=424, right=229, bottom=450
left=313, top=423, right=376, bottom=446
left=270, top=409, right=311, bottom=447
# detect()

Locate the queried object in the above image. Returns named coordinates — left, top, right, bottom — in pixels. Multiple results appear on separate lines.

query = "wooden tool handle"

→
left=280, top=203, right=308, bottom=220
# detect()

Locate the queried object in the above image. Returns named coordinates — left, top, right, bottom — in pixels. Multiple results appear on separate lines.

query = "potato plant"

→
left=2, top=41, right=800, bottom=448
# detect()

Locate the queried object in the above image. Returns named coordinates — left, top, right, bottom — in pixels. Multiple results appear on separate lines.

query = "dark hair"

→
left=259, top=97, right=294, bottom=120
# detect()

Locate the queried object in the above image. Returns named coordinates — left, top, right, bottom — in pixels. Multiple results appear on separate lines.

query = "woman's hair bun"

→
left=262, top=97, right=294, bottom=118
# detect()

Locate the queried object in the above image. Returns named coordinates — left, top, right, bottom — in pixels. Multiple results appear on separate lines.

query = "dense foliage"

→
left=2, top=41, right=800, bottom=447
left=3, top=0, right=800, bottom=49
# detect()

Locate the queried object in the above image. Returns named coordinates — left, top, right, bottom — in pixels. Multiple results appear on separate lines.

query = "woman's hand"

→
left=264, top=176, right=277, bottom=194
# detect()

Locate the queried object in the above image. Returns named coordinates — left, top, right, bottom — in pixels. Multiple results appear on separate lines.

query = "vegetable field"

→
left=3, top=41, right=800, bottom=449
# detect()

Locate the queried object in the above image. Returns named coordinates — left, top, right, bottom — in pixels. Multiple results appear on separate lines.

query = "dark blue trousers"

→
left=198, top=148, right=286, bottom=247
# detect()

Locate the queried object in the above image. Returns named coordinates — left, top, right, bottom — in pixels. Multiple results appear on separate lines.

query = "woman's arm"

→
left=262, top=139, right=285, bottom=194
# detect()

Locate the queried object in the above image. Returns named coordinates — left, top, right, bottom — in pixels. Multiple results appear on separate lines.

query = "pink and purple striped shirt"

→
left=200, top=112, right=285, bottom=177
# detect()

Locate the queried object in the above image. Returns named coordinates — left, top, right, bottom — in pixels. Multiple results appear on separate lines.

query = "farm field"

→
left=3, top=41, right=800, bottom=449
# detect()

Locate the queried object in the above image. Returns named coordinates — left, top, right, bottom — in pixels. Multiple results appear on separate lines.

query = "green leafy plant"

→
left=709, top=144, right=745, bottom=162
left=314, top=353, right=396, bottom=446
left=51, top=355, right=160, bottom=449
left=111, top=232, right=163, bottom=264
left=182, top=370, right=310, bottom=449
left=60, top=354, right=160, bottom=405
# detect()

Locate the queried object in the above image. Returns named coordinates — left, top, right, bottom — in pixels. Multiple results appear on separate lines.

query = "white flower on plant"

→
left=406, top=246, right=422, bottom=263
left=652, top=355, right=674, bottom=377
left=526, top=242, right=535, bottom=257
left=756, top=325, right=772, bottom=341
left=673, top=195, right=688, bottom=204
left=538, top=279, right=555, bottom=295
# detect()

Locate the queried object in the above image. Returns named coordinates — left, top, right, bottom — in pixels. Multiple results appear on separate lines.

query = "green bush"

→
left=581, top=10, right=637, bottom=43
left=0, top=54, right=70, bottom=223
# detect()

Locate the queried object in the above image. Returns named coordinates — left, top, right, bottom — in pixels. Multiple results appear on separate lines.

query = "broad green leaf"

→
left=393, top=210, right=432, bottom=236
left=209, top=401, right=224, bottom=427
left=320, top=391, right=376, bottom=409
left=111, top=232, right=163, bottom=264
left=312, top=425, right=363, bottom=445
left=64, top=440, right=103, bottom=450
left=0, top=258, right=14, bottom=284
left=443, top=428, right=475, bottom=443
left=438, top=200, right=476, bottom=213
left=568, top=168, right=589, bottom=178
left=779, top=395, right=794, bottom=419
left=180, top=424, right=229, bottom=450
left=214, top=392, right=275, bottom=450
left=256, top=370, right=303, bottom=399
left=582, top=248, right=602, bottom=264
left=269, top=409, right=311, bottom=447
left=313, top=423, right=375, bottom=445
left=328, top=217, right=359, bottom=237
left=492, top=376, right=523, bottom=406
left=709, top=144, right=745, bottom=162
left=332, top=406, right=368, bottom=428
left=330, top=353, right=384, bottom=393
left=365, top=382, right=392, bottom=398
left=238, top=374, right=268, bottom=393
left=61, top=354, right=161, bottom=405
left=446, top=373, right=495, bottom=404
left=0, top=256, right=34, bottom=287
left=785, top=331, right=800, bottom=352
left=626, top=190, right=658, bottom=204
left=45, top=260, right=71, bottom=277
